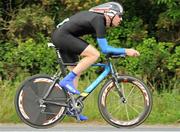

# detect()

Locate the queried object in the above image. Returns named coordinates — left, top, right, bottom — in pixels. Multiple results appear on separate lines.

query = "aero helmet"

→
left=89, top=2, right=123, bottom=17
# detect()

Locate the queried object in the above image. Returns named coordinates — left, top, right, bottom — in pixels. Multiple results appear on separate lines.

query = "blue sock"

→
left=59, top=71, right=80, bottom=94
left=63, top=71, right=77, bottom=80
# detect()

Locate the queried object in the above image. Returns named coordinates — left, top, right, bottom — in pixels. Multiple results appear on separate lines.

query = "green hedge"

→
left=0, top=35, right=179, bottom=91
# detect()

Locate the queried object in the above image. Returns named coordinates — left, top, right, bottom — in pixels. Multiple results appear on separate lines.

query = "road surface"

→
left=0, top=122, right=180, bottom=132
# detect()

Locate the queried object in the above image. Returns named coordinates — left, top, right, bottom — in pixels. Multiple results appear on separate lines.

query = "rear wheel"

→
left=15, top=74, right=67, bottom=129
left=98, top=75, right=152, bottom=128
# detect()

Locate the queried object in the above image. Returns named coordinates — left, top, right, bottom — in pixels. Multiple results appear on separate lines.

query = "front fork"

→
left=113, top=73, right=127, bottom=103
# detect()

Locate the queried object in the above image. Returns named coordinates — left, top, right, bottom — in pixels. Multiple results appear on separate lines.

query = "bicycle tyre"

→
left=14, top=74, right=67, bottom=129
left=98, top=75, right=152, bottom=128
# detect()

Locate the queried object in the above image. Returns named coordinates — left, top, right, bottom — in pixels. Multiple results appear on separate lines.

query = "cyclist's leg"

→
left=67, top=66, right=81, bottom=89
left=72, top=45, right=100, bottom=75
left=52, top=30, right=100, bottom=94
left=72, top=45, right=99, bottom=121
left=66, top=45, right=100, bottom=88
left=65, top=45, right=100, bottom=91
left=60, top=45, right=100, bottom=95
left=59, top=36, right=100, bottom=94
left=52, top=31, right=82, bottom=94
left=52, top=33, right=97, bottom=120
left=65, top=67, right=88, bottom=121
left=59, top=67, right=80, bottom=94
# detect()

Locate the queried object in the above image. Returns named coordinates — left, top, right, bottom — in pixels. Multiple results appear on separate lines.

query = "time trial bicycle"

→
left=15, top=42, right=152, bottom=129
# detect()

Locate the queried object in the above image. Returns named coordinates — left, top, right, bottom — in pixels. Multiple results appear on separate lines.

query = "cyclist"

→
left=51, top=2, right=140, bottom=121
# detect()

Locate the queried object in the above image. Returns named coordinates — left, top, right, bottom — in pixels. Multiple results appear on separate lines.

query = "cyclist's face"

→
left=112, top=15, right=122, bottom=27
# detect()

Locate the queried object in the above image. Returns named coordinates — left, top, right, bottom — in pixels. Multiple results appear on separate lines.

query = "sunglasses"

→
left=116, top=13, right=122, bottom=19
left=116, top=14, right=123, bottom=21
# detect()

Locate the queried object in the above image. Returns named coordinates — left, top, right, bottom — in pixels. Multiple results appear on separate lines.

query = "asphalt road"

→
left=0, top=123, right=180, bottom=132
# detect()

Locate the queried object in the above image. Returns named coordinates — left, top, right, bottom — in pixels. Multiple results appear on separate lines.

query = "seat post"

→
left=47, top=42, right=67, bottom=77
left=55, top=49, right=67, bottom=77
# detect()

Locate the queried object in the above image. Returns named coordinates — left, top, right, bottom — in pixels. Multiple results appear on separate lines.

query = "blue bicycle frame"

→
left=52, top=47, right=123, bottom=100
left=80, top=62, right=115, bottom=97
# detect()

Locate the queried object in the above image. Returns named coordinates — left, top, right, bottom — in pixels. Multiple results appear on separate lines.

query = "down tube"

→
left=84, top=65, right=110, bottom=93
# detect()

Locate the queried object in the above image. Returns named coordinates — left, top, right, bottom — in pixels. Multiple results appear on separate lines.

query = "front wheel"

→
left=98, top=75, right=152, bottom=128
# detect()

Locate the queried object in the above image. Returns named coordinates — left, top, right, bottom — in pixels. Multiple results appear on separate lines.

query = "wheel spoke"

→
left=134, top=104, right=144, bottom=109
left=126, top=86, right=135, bottom=99
left=109, top=105, right=122, bottom=116
left=127, top=103, right=140, bottom=114
left=111, top=89, right=121, bottom=98
left=131, top=95, right=143, bottom=100
left=125, top=104, right=130, bottom=120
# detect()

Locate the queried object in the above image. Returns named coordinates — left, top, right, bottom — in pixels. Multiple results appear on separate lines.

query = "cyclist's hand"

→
left=125, top=48, right=140, bottom=57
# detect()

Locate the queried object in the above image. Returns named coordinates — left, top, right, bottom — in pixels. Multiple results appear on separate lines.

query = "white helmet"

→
left=89, top=2, right=124, bottom=17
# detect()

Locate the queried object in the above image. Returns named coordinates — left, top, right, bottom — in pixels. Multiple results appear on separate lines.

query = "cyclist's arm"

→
left=97, top=38, right=126, bottom=55
left=91, top=15, right=127, bottom=56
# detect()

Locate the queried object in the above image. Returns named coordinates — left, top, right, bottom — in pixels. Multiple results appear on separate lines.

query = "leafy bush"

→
left=8, top=5, right=54, bottom=41
left=0, top=37, right=57, bottom=80
left=63, top=0, right=103, bottom=11
left=126, top=38, right=179, bottom=92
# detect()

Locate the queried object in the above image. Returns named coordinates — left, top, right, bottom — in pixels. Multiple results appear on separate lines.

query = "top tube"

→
left=92, top=63, right=107, bottom=67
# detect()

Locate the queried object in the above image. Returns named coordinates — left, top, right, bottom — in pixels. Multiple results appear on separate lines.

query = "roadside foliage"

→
left=0, top=0, right=179, bottom=123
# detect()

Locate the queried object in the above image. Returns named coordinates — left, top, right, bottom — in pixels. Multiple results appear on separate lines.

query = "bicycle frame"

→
left=43, top=46, right=124, bottom=102
left=79, top=60, right=125, bottom=101
left=43, top=63, right=114, bottom=99
left=80, top=62, right=112, bottom=97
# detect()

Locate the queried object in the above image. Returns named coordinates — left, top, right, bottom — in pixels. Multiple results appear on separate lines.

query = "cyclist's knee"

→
left=93, top=50, right=100, bottom=60
left=81, top=45, right=100, bottom=60
left=67, top=66, right=76, bottom=71
left=88, top=49, right=100, bottom=62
